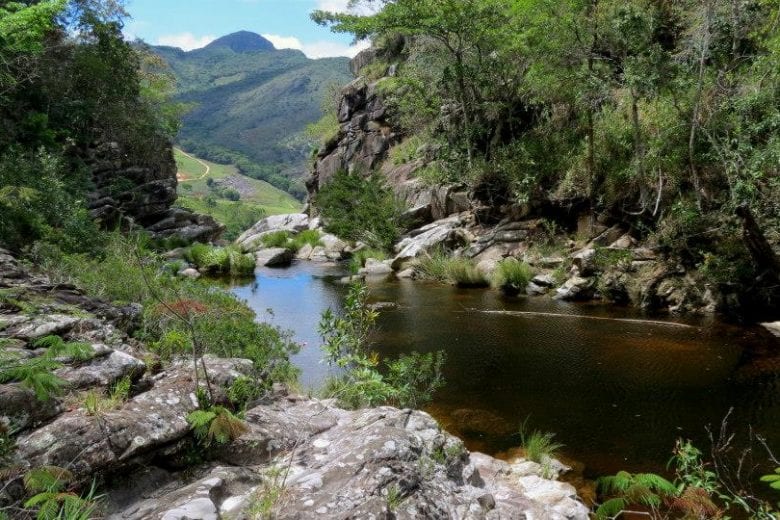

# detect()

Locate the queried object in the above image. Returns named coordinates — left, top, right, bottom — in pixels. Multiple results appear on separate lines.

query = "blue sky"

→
left=124, top=0, right=371, bottom=58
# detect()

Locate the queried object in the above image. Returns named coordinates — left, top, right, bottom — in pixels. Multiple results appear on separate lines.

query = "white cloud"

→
left=316, top=0, right=379, bottom=15
left=263, top=33, right=371, bottom=59
left=156, top=32, right=216, bottom=51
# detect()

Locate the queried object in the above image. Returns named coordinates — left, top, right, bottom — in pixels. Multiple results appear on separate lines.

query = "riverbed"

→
left=231, top=262, right=780, bottom=479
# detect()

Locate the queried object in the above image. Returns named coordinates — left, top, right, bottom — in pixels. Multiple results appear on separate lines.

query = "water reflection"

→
left=233, top=264, right=780, bottom=478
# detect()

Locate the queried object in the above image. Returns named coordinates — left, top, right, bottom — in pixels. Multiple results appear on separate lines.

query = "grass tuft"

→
left=491, top=258, right=534, bottom=295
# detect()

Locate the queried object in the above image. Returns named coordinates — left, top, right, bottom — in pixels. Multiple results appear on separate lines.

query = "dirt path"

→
left=176, top=148, right=210, bottom=182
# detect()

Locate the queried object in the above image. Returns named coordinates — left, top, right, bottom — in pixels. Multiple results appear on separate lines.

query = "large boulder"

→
left=106, top=397, right=589, bottom=520
left=14, top=357, right=252, bottom=482
left=254, top=248, right=293, bottom=268
left=392, top=215, right=470, bottom=269
left=555, top=276, right=596, bottom=301
left=236, top=214, right=310, bottom=252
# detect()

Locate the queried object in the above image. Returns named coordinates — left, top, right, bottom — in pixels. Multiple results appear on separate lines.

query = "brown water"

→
left=233, top=263, right=780, bottom=479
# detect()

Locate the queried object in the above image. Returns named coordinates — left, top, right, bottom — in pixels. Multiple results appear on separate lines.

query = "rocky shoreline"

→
left=0, top=249, right=589, bottom=519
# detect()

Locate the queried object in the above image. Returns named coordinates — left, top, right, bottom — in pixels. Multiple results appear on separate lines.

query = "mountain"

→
left=150, top=31, right=353, bottom=197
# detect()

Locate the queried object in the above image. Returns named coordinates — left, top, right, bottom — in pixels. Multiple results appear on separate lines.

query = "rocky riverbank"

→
left=0, top=250, right=589, bottom=519
left=300, top=48, right=780, bottom=320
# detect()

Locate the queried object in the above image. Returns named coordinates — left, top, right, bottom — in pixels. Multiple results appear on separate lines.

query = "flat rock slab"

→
left=255, top=248, right=293, bottom=268
left=762, top=322, right=780, bottom=337
left=15, top=358, right=251, bottom=481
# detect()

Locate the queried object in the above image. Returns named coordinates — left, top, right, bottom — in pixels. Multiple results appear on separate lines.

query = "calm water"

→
left=232, top=263, right=780, bottom=478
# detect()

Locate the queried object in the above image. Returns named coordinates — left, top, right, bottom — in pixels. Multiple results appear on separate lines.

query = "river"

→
left=231, top=262, right=780, bottom=480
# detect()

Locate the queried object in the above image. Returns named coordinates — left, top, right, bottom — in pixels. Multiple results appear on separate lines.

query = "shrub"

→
left=596, top=471, right=678, bottom=519
left=261, top=230, right=293, bottom=249
left=491, top=259, right=534, bottom=295
left=316, top=170, right=402, bottom=251
left=519, top=419, right=564, bottom=464
left=416, top=248, right=451, bottom=282
left=291, top=229, right=323, bottom=250
left=319, top=283, right=445, bottom=409
left=187, top=406, right=248, bottom=447
left=186, top=244, right=255, bottom=276
left=444, top=258, right=489, bottom=288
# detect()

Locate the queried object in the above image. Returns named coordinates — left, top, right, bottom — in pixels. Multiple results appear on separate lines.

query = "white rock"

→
left=255, top=248, right=293, bottom=268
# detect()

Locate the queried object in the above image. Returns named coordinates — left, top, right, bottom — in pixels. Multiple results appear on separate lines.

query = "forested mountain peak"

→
left=203, top=31, right=276, bottom=53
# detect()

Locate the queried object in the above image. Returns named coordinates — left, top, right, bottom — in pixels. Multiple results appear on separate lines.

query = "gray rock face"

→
left=236, top=214, right=310, bottom=252
left=763, top=322, right=780, bottom=337
left=86, top=141, right=223, bottom=243
left=55, top=350, right=146, bottom=389
left=555, top=276, right=596, bottom=301
left=359, top=258, right=394, bottom=276
left=254, top=248, right=293, bottom=268
left=571, top=248, right=597, bottom=276
left=15, top=357, right=251, bottom=482
left=392, top=215, right=470, bottom=269
left=308, top=78, right=400, bottom=196
left=107, top=397, right=589, bottom=520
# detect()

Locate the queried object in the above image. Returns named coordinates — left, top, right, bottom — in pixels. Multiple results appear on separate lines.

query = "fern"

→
left=597, top=471, right=678, bottom=517
left=24, top=467, right=73, bottom=494
left=0, top=336, right=95, bottom=401
left=595, top=497, right=629, bottom=519
left=0, top=357, right=65, bottom=401
left=187, top=406, right=247, bottom=447
left=33, top=336, right=92, bottom=361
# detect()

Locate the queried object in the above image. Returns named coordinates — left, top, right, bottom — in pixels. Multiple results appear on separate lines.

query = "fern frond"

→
left=32, top=336, right=65, bottom=350
left=208, top=407, right=248, bottom=445
left=634, top=473, right=677, bottom=496
left=23, top=466, right=73, bottom=493
left=671, top=486, right=721, bottom=518
left=187, top=409, right=216, bottom=441
left=595, top=497, right=628, bottom=519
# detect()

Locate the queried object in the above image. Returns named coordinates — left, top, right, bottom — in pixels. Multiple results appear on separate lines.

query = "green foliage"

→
left=187, top=406, right=248, bottom=447
left=0, top=335, right=91, bottom=401
left=592, top=248, right=633, bottom=272
left=227, top=376, right=262, bottom=409
left=415, top=248, right=451, bottom=282
left=443, top=258, right=489, bottom=288
left=22, top=466, right=101, bottom=520
left=186, top=244, right=255, bottom=276
left=153, top=34, right=351, bottom=195
left=416, top=253, right=489, bottom=288
left=519, top=419, right=564, bottom=464
left=37, top=234, right=299, bottom=386
left=596, top=471, right=678, bottom=519
left=0, top=150, right=102, bottom=254
left=291, top=230, right=323, bottom=250
left=761, top=468, right=780, bottom=491
left=316, top=170, right=402, bottom=251
left=491, top=259, right=534, bottom=295
left=319, top=283, right=445, bottom=409
left=261, top=231, right=293, bottom=249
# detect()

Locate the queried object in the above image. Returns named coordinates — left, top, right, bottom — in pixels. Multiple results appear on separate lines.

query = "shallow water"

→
left=232, top=263, right=780, bottom=478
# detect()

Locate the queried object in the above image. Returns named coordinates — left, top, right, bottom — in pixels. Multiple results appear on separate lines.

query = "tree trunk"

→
left=689, top=0, right=712, bottom=208
left=736, top=204, right=780, bottom=280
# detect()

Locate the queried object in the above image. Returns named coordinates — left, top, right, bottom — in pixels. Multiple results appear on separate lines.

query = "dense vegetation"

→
left=314, top=0, right=780, bottom=307
left=150, top=32, right=353, bottom=198
left=0, top=0, right=180, bottom=254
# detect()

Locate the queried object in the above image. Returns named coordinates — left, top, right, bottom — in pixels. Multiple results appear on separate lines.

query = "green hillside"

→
left=174, top=148, right=301, bottom=240
left=152, top=32, right=352, bottom=197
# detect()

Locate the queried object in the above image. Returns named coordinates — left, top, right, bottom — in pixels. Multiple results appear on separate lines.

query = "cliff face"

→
left=85, top=140, right=224, bottom=243
left=306, top=50, right=780, bottom=319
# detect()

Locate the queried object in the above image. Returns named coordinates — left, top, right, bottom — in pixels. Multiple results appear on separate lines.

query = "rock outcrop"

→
left=85, top=141, right=223, bottom=243
left=106, top=397, right=589, bottom=520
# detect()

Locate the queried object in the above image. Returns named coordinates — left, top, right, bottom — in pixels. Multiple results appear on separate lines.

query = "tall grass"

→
left=519, top=418, right=564, bottom=463
left=260, top=230, right=292, bottom=249
left=292, top=229, right=323, bottom=250
left=187, top=243, right=255, bottom=276
left=444, top=258, right=489, bottom=288
left=417, top=251, right=488, bottom=287
left=491, top=258, right=534, bottom=295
